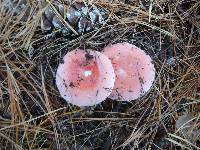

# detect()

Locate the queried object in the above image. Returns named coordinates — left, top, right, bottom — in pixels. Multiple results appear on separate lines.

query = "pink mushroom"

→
left=56, top=49, right=115, bottom=106
left=103, top=42, right=155, bottom=101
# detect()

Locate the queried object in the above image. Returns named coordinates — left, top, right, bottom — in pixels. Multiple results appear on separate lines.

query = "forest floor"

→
left=0, top=0, right=199, bottom=150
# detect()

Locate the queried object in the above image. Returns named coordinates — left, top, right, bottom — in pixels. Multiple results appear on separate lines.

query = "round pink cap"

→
left=56, top=49, right=115, bottom=106
left=103, top=42, right=155, bottom=101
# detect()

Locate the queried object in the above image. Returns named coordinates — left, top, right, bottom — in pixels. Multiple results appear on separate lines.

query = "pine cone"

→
left=3, top=0, right=108, bottom=35
left=41, top=1, right=108, bottom=35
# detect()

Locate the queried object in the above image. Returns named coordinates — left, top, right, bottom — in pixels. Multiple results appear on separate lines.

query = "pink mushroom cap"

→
left=103, top=42, right=155, bottom=101
left=56, top=49, right=115, bottom=106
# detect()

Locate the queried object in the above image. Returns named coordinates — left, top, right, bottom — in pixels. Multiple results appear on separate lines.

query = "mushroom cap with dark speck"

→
left=103, top=42, right=155, bottom=101
left=56, top=49, right=116, bottom=106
